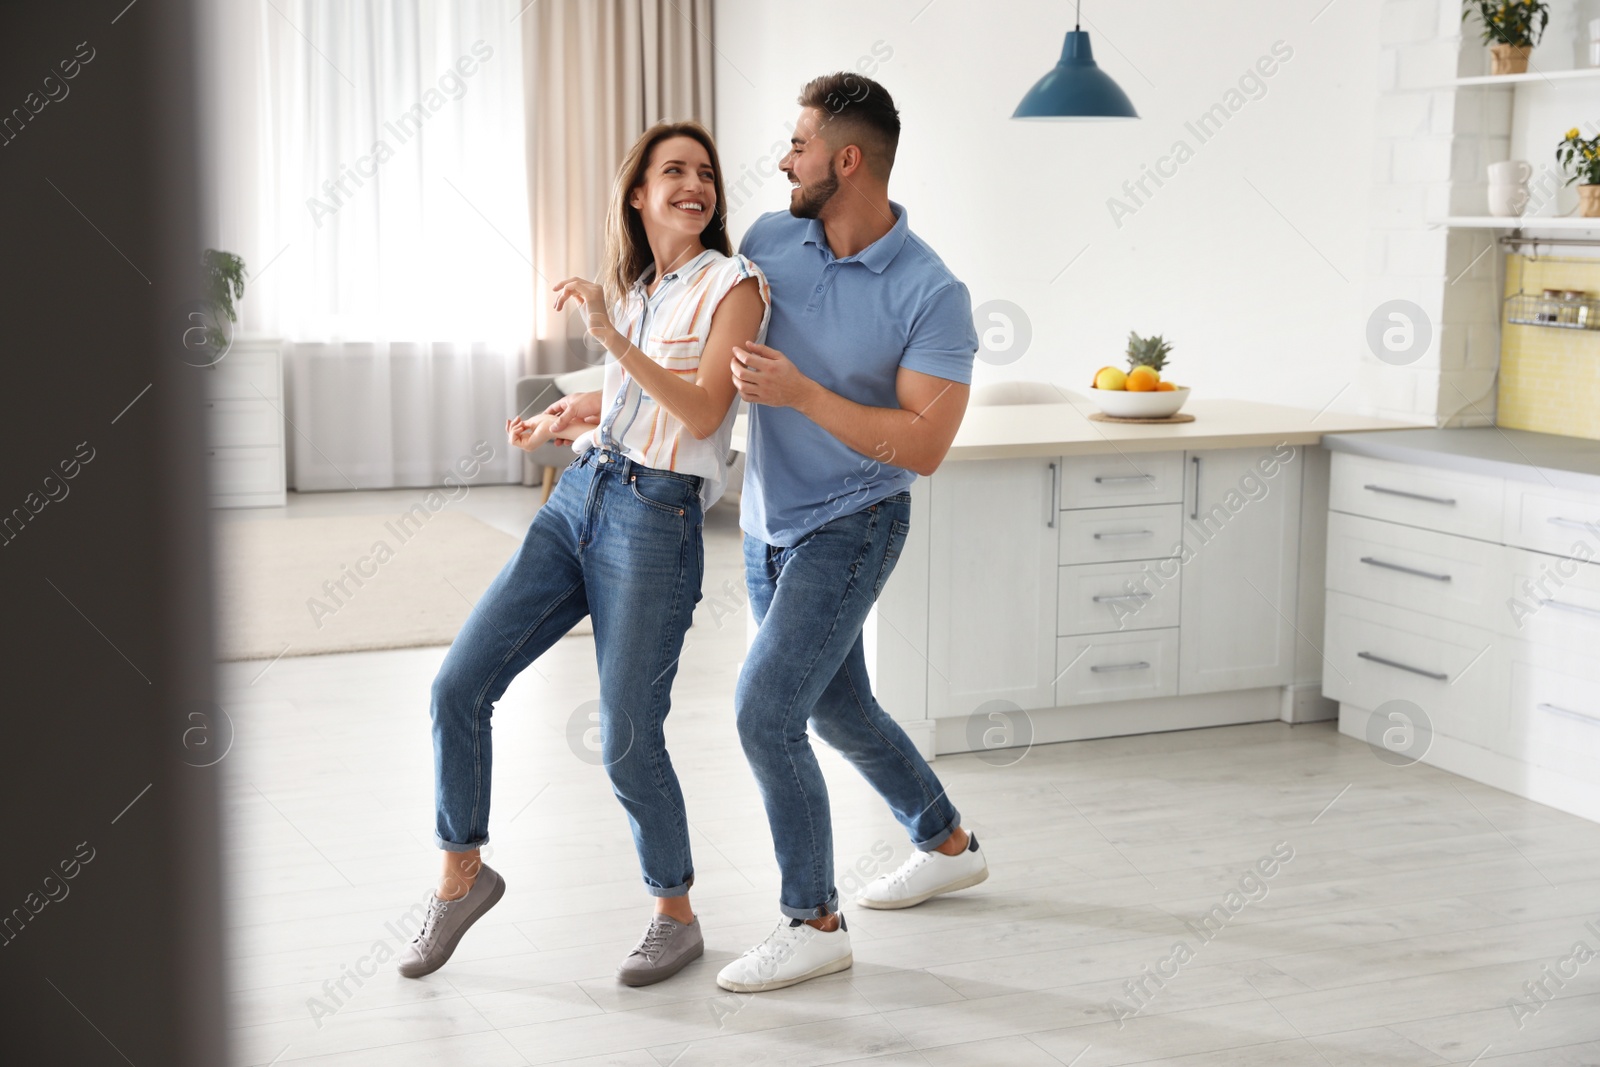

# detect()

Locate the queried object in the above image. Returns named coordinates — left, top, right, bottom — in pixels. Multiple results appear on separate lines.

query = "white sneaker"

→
left=856, top=833, right=988, bottom=909
left=715, top=916, right=852, bottom=993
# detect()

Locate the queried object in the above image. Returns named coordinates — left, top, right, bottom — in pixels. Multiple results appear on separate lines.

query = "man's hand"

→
left=731, top=341, right=815, bottom=409
left=543, top=390, right=602, bottom=443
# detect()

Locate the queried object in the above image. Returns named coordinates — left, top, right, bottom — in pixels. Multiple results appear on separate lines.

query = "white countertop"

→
left=731, top=397, right=1420, bottom=461
left=1324, top=425, right=1600, bottom=492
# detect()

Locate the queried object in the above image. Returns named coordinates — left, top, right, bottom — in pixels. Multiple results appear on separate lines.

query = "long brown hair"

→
left=599, top=121, right=732, bottom=309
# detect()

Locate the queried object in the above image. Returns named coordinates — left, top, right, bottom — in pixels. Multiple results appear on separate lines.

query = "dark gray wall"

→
left=0, top=0, right=226, bottom=1063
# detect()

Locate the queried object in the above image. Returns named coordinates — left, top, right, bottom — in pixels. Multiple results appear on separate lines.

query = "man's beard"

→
left=788, top=161, right=839, bottom=219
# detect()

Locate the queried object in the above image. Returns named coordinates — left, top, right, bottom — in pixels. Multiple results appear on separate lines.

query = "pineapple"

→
left=1125, top=332, right=1172, bottom=374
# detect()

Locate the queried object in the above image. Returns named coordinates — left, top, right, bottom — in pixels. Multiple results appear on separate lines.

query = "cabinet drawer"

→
left=202, top=347, right=281, bottom=400
left=1503, top=480, right=1600, bottom=558
left=1329, top=452, right=1502, bottom=542
left=1055, top=628, right=1179, bottom=706
left=1058, top=559, right=1180, bottom=635
left=205, top=399, right=283, bottom=448
left=1503, top=547, right=1600, bottom=654
left=1323, top=591, right=1505, bottom=749
left=1505, top=646, right=1600, bottom=782
left=208, top=446, right=285, bottom=497
left=1059, top=451, right=1184, bottom=509
left=1325, top=510, right=1501, bottom=629
left=1059, top=504, right=1182, bottom=565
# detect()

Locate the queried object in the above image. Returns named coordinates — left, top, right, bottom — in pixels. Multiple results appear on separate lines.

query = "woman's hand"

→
left=505, top=414, right=556, bottom=453
left=552, top=277, right=614, bottom=341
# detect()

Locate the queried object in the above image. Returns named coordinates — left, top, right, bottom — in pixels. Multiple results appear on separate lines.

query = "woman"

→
left=397, top=121, right=770, bottom=987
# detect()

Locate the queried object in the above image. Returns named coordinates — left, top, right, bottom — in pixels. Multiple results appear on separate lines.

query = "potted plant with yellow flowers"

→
left=1557, top=127, right=1600, bottom=217
left=1462, top=0, right=1550, bottom=75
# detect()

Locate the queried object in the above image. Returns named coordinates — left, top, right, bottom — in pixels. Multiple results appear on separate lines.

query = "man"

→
left=716, top=72, right=986, bottom=994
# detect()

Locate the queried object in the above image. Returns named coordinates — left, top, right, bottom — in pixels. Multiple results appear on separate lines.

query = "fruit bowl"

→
left=1085, top=386, right=1190, bottom=419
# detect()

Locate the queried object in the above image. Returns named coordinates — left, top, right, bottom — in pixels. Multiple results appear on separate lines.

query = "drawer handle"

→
left=1362, top=484, right=1457, bottom=506
left=1538, top=598, right=1600, bottom=620
left=1094, top=474, right=1155, bottom=484
left=1090, top=660, right=1150, bottom=673
left=1357, top=650, right=1448, bottom=681
left=1092, top=593, right=1153, bottom=603
left=1537, top=702, right=1600, bottom=725
left=1048, top=462, right=1058, bottom=529
left=1191, top=455, right=1200, bottom=520
left=1358, top=556, right=1452, bottom=582
left=1093, top=530, right=1154, bottom=540
left=1547, top=516, right=1596, bottom=531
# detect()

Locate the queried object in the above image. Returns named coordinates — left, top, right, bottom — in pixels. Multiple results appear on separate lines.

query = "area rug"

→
left=215, top=510, right=591, bottom=661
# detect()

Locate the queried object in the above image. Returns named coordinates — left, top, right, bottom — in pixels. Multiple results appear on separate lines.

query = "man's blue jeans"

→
left=431, top=447, right=704, bottom=897
left=738, top=491, right=962, bottom=919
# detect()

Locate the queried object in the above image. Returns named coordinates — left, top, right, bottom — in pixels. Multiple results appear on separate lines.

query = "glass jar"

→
left=1561, top=290, right=1588, bottom=326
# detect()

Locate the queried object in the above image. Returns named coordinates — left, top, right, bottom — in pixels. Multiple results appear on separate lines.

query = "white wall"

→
left=712, top=0, right=1384, bottom=414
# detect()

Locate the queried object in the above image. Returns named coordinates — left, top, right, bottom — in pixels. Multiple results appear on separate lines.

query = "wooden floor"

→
left=219, top=487, right=1600, bottom=1066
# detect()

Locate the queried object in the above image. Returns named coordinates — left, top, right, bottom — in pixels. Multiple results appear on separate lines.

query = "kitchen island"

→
left=734, top=396, right=1418, bottom=760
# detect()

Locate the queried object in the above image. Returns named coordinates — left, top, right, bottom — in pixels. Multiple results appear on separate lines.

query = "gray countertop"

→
left=1322, top=426, right=1600, bottom=493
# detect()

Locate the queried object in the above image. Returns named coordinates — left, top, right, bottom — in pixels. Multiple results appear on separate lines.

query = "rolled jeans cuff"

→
left=435, top=834, right=488, bottom=853
left=646, top=872, right=695, bottom=899
left=779, top=887, right=840, bottom=921
left=912, top=812, right=963, bottom=853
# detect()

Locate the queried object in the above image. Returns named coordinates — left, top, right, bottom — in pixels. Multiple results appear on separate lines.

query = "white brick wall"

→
left=1358, top=0, right=1512, bottom=426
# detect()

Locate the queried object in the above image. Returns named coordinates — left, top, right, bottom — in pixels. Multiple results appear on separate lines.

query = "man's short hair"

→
left=798, top=72, right=900, bottom=178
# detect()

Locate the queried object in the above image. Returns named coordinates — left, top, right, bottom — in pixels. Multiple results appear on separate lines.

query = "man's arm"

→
left=731, top=342, right=969, bottom=477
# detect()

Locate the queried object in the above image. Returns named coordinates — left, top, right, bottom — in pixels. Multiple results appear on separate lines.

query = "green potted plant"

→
left=188, top=248, right=246, bottom=364
left=1462, top=1, right=1550, bottom=75
left=1556, top=127, right=1600, bottom=217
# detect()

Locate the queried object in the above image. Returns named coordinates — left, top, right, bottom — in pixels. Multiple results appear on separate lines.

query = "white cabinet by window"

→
left=925, top=456, right=1060, bottom=717
left=203, top=339, right=286, bottom=508
left=1178, top=446, right=1302, bottom=694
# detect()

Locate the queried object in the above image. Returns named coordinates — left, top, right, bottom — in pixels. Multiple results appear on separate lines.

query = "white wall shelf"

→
left=1451, top=67, right=1600, bottom=87
left=1428, top=215, right=1600, bottom=230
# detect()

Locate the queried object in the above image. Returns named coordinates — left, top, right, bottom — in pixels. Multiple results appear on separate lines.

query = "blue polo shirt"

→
left=737, top=201, right=978, bottom=547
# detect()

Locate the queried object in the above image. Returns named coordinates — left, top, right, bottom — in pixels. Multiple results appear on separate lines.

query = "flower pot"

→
left=1490, top=43, right=1533, bottom=75
left=1579, top=184, right=1600, bottom=218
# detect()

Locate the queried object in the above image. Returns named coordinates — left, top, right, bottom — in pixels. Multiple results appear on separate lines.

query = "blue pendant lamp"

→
left=1012, top=0, right=1138, bottom=121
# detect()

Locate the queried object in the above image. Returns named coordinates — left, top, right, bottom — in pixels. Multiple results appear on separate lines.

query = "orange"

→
left=1155, top=381, right=1176, bottom=392
left=1125, top=366, right=1160, bottom=391
left=1092, top=366, right=1127, bottom=390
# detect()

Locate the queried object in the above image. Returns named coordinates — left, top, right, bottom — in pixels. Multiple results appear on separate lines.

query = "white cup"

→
left=1488, top=160, right=1533, bottom=185
left=1488, top=183, right=1531, bottom=217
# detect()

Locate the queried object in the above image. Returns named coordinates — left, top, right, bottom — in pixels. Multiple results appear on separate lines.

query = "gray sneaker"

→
left=616, top=914, right=704, bottom=986
left=396, top=864, right=505, bottom=978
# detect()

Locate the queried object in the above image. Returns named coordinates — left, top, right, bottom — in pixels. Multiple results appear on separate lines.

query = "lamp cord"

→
left=1075, top=0, right=1081, bottom=30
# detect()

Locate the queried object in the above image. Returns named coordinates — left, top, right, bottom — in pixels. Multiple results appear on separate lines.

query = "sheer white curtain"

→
left=204, top=0, right=531, bottom=489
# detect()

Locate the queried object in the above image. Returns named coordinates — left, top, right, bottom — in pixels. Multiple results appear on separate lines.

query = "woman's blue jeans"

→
left=431, top=446, right=704, bottom=897
left=737, top=491, right=962, bottom=920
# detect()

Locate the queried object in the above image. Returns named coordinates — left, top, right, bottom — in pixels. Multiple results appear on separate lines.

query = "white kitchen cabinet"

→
left=1328, top=452, right=1503, bottom=541
left=1178, top=446, right=1303, bottom=694
left=1056, top=628, right=1180, bottom=705
left=925, top=456, right=1060, bottom=718
left=1323, top=431, right=1600, bottom=824
left=1058, top=452, right=1186, bottom=508
left=1323, top=589, right=1506, bottom=751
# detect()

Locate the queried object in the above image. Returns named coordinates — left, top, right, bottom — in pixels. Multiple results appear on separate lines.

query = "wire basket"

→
left=1505, top=291, right=1600, bottom=330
